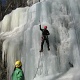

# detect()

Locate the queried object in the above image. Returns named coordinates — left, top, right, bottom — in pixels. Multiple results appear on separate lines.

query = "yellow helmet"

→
left=15, top=60, right=22, bottom=68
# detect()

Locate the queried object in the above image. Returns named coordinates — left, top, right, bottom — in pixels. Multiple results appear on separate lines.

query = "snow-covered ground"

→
left=0, top=0, right=80, bottom=80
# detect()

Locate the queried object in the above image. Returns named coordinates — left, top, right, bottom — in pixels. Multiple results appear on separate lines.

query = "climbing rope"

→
left=33, top=52, right=42, bottom=78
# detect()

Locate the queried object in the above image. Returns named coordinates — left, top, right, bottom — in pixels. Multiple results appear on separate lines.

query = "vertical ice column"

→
left=1, top=15, right=11, bottom=32
left=29, top=2, right=41, bottom=26
left=69, top=0, right=80, bottom=67
left=58, top=22, right=70, bottom=72
left=41, top=1, right=49, bottom=23
left=69, top=27, right=80, bottom=67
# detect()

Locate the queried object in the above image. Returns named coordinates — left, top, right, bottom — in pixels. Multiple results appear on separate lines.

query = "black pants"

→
left=41, top=37, right=50, bottom=50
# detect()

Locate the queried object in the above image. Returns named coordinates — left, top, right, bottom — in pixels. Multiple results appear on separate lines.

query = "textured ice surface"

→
left=0, top=0, right=80, bottom=80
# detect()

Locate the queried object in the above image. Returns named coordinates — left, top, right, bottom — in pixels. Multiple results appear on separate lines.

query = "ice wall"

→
left=0, top=0, right=80, bottom=80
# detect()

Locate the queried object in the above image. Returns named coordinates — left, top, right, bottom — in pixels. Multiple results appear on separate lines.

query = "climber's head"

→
left=44, top=26, right=47, bottom=29
left=15, top=60, right=22, bottom=68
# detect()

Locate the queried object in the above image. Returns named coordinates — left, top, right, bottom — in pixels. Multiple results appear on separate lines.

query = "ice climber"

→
left=39, top=24, right=50, bottom=52
left=12, top=60, right=24, bottom=80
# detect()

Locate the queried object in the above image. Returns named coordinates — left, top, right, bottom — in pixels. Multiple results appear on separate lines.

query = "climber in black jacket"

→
left=39, top=24, right=50, bottom=52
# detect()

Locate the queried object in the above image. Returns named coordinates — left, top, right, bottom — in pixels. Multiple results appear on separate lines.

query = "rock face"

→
left=0, top=40, right=7, bottom=80
left=0, top=61, right=7, bottom=80
left=0, top=0, right=80, bottom=80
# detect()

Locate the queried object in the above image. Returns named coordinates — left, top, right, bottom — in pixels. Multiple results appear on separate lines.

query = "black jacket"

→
left=40, top=25, right=50, bottom=39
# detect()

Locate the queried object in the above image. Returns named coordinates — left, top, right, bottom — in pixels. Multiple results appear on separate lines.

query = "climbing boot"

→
left=39, top=49, right=43, bottom=52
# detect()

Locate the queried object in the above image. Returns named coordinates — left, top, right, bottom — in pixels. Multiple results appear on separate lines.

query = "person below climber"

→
left=12, top=60, right=24, bottom=80
left=39, top=24, right=50, bottom=52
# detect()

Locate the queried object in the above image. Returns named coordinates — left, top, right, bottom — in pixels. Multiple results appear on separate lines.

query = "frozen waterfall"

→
left=0, top=0, right=80, bottom=80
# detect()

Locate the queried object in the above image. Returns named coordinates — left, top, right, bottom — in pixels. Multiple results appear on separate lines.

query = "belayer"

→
left=39, top=24, right=50, bottom=52
left=12, top=60, right=24, bottom=80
